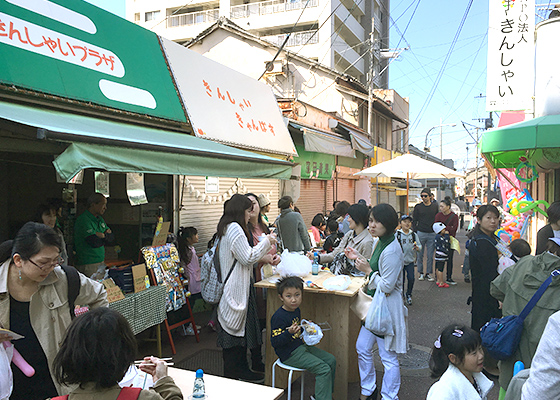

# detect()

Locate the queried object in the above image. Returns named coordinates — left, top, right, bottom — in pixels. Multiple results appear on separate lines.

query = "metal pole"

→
left=475, top=128, right=479, bottom=199
left=367, top=19, right=374, bottom=138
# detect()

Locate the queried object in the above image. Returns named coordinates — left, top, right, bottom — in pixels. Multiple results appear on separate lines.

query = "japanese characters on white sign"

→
left=486, top=0, right=535, bottom=112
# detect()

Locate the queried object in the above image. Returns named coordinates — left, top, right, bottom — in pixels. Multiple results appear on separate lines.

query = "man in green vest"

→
left=74, top=192, right=114, bottom=279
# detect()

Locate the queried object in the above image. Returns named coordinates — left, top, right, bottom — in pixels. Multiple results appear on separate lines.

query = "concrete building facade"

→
left=126, top=0, right=390, bottom=87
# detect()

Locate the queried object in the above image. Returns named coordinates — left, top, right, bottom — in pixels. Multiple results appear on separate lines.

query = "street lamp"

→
left=423, top=121, right=457, bottom=159
left=423, top=121, right=456, bottom=201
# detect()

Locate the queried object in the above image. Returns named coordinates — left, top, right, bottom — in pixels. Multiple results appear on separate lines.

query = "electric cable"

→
left=409, top=0, right=474, bottom=134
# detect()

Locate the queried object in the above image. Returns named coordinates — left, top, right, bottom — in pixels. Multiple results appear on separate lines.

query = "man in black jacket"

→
left=412, top=188, right=438, bottom=281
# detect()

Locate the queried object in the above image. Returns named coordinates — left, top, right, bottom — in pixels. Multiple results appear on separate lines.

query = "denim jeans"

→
left=416, top=231, right=435, bottom=274
left=462, top=249, right=470, bottom=277
left=403, top=262, right=415, bottom=296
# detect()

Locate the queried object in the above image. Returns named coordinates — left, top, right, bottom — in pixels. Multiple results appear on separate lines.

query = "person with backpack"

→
left=214, top=194, right=276, bottom=383
left=51, top=307, right=183, bottom=400
left=490, top=237, right=560, bottom=392
left=395, top=215, right=421, bottom=305
left=0, top=222, right=107, bottom=400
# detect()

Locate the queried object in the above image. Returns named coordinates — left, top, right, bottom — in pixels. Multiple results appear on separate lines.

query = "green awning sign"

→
left=294, top=144, right=335, bottom=180
left=0, top=0, right=186, bottom=121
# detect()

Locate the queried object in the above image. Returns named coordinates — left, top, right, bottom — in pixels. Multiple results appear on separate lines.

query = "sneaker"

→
left=437, top=282, right=450, bottom=288
left=238, top=369, right=264, bottom=384
left=406, top=295, right=412, bottom=306
left=464, top=275, right=471, bottom=283
left=418, top=274, right=425, bottom=281
left=183, top=324, right=199, bottom=336
left=446, top=279, right=457, bottom=285
left=207, top=320, right=217, bottom=331
left=426, top=274, right=435, bottom=282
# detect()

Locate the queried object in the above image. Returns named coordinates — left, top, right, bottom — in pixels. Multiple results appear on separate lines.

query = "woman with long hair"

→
left=215, top=194, right=277, bottom=382
left=435, top=196, right=459, bottom=285
left=0, top=222, right=107, bottom=399
left=468, top=204, right=501, bottom=376
left=346, top=204, right=407, bottom=400
left=245, top=193, right=280, bottom=372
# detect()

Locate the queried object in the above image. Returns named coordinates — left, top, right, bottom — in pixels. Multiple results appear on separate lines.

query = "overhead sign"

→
left=486, top=0, right=535, bottom=112
left=0, top=0, right=186, bottom=121
left=160, top=38, right=297, bottom=157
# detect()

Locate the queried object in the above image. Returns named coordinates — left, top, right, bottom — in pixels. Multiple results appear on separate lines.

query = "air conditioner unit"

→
left=263, top=60, right=286, bottom=75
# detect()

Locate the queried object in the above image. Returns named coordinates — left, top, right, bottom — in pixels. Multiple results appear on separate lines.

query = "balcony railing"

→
left=167, top=9, right=220, bottom=27
left=261, top=30, right=319, bottom=47
left=230, top=0, right=318, bottom=19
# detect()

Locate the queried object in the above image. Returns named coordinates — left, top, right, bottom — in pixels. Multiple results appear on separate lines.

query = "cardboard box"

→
left=132, top=263, right=147, bottom=293
left=102, top=279, right=125, bottom=303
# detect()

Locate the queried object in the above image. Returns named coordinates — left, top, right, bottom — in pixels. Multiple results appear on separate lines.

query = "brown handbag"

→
left=350, top=278, right=372, bottom=321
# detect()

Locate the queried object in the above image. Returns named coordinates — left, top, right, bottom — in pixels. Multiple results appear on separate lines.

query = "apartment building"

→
left=125, top=0, right=390, bottom=87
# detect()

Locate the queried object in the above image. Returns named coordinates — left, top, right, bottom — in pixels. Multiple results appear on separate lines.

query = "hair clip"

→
left=434, top=335, right=441, bottom=349
left=452, top=329, right=464, bottom=338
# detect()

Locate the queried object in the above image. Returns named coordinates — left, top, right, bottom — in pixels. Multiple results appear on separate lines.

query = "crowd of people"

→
left=2, top=188, right=560, bottom=400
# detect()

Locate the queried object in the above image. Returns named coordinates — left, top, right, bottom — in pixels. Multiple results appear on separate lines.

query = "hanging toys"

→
left=515, top=157, right=538, bottom=183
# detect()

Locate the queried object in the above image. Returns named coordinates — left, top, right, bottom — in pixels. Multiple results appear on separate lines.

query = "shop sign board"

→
left=0, top=0, right=186, bottom=122
left=486, top=0, right=535, bottom=112
left=160, top=38, right=297, bottom=157
left=294, top=145, right=334, bottom=180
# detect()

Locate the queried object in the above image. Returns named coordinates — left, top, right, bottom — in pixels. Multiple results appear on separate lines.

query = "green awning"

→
left=0, top=101, right=292, bottom=181
left=481, top=114, right=560, bottom=168
left=54, top=142, right=291, bottom=181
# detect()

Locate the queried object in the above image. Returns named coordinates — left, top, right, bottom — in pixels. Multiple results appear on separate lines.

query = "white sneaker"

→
left=426, top=274, right=435, bottom=282
left=418, top=274, right=425, bottom=281
left=183, top=324, right=200, bottom=336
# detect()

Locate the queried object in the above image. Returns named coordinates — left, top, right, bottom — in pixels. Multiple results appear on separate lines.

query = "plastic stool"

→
left=272, top=359, right=306, bottom=400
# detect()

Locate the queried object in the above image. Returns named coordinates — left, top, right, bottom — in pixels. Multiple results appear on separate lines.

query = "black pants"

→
left=446, top=249, right=455, bottom=281
left=222, top=346, right=249, bottom=379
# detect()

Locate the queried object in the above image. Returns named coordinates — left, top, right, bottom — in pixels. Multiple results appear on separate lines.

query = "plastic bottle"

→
left=192, top=369, right=205, bottom=398
left=312, top=252, right=319, bottom=275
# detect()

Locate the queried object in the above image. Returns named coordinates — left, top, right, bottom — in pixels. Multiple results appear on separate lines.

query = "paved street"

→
left=138, top=218, right=501, bottom=400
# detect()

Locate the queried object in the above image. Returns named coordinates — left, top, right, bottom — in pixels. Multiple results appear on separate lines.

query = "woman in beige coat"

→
left=0, top=222, right=107, bottom=399
left=309, top=204, right=375, bottom=272
left=52, top=307, right=182, bottom=400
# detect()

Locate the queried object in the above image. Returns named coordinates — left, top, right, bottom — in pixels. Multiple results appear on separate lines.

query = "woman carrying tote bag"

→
left=345, top=204, right=407, bottom=400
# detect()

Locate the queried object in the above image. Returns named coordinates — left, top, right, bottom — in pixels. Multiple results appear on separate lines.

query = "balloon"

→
left=516, top=200, right=550, bottom=218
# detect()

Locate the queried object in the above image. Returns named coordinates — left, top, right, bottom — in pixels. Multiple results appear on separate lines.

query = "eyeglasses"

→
left=28, top=256, right=62, bottom=270
left=420, top=194, right=428, bottom=198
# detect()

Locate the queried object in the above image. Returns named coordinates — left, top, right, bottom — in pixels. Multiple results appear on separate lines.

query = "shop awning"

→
left=289, top=122, right=355, bottom=158
left=480, top=114, right=560, bottom=168
left=328, top=118, right=375, bottom=157
left=0, top=101, right=292, bottom=181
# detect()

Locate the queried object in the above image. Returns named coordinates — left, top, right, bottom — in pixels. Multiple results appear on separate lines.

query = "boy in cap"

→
left=433, top=222, right=450, bottom=288
left=396, top=215, right=421, bottom=305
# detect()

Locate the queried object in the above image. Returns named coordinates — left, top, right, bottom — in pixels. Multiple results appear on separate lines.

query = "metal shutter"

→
left=335, top=178, right=356, bottom=204
left=179, top=176, right=280, bottom=254
left=297, top=179, right=328, bottom=227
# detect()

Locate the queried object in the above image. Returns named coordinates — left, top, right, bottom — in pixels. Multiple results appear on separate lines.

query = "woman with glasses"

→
left=0, top=222, right=108, bottom=400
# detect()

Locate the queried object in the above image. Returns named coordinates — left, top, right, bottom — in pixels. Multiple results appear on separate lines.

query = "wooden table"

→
left=167, top=367, right=284, bottom=400
left=255, top=271, right=364, bottom=400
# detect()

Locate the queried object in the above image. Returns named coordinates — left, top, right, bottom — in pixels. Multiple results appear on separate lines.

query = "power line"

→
left=409, top=0, right=474, bottom=134
left=258, top=0, right=314, bottom=80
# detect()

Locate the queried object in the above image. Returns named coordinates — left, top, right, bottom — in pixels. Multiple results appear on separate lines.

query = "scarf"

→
left=366, top=233, right=395, bottom=296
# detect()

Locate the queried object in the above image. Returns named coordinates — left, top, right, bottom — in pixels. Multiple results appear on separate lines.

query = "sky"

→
left=387, top=0, right=554, bottom=172
left=86, top=0, right=554, bottom=173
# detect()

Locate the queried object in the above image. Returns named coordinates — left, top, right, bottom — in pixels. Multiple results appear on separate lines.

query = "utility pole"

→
left=367, top=19, right=374, bottom=140
left=474, top=127, right=479, bottom=199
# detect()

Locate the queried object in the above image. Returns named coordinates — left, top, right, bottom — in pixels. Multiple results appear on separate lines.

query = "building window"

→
left=134, top=13, right=140, bottom=22
left=145, top=10, right=160, bottom=22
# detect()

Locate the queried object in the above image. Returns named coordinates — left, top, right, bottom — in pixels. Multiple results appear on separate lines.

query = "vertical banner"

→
left=486, top=0, right=535, bottom=112
left=94, top=171, right=110, bottom=197
left=126, top=173, right=148, bottom=206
